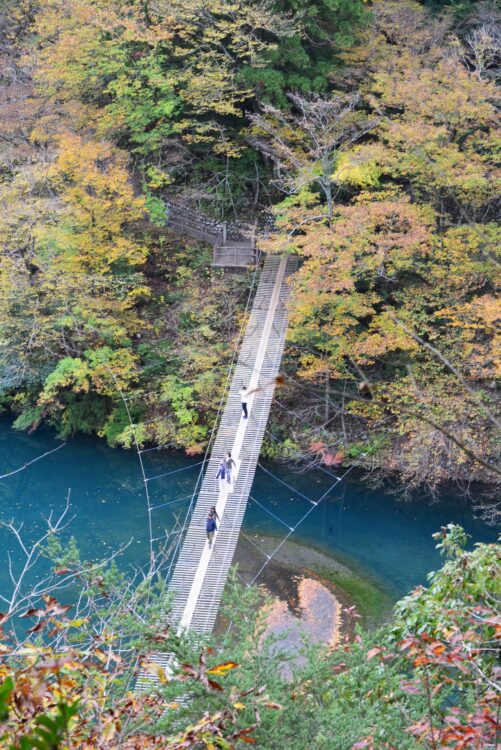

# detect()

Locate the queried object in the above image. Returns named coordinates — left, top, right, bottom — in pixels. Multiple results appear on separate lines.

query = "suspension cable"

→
left=165, top=260, right=262, bottom=580
left=249, top=495, right=294, bottom=531
left=257, top=462, right=319, bottom=504
left=246, top=462, right=359, bottom=587
left=145, top=459, right=208, bottom=483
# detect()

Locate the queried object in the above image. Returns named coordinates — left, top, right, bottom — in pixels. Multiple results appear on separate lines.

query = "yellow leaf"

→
left=142, top=661, right=168, bottom=683
left=207, top=660, right=239, bottom=675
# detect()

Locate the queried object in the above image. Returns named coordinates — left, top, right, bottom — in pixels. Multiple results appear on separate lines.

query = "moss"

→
left=237, top=532, right=396, bottom=631
left=315, top=566, right=395, bottom=628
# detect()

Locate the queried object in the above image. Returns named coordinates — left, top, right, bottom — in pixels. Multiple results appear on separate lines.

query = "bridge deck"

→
left=137, top=254, right=297, bottom=689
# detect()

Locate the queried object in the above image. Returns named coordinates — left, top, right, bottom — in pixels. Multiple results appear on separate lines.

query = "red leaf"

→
left=366, top=648, right=381, bottom=660
left=400, top=681, right=421, bottom=695
left=20, top=608, right=46, bottom=619
left=207, top=679, right=224, bottom=691
left=27, top=620, right=47, bottom=633
left=309, top=441, right=325, bottom=453
left=54, top=568, right=71, bottom=575
left=323, top=453, right=338, bottom=466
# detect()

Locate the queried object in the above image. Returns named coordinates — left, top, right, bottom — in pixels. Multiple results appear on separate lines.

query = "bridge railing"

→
left=213, top=243, right=260, bottom=267
left=166, top=200, right=255, bottom=243
left=165, top=199, right=277, bottom=267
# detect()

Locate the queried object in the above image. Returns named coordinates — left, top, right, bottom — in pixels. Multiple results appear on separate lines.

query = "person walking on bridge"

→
left=206, top=506, right=218, bottom=547
left=238, top=385, right=249, bottom=420
left=225, top=452, right=236, bottom=485
left=215, top=459, right=226, bottom=486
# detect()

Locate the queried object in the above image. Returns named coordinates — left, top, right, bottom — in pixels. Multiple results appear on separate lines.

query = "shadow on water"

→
left=0, top=415, right=498, bottom=604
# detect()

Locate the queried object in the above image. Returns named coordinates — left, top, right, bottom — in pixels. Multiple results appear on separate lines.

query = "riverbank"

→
left=215, top=534, right=396, bottom=652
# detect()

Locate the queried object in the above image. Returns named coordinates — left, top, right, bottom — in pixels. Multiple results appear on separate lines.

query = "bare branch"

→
left=390, top=315, right=501, bottom=432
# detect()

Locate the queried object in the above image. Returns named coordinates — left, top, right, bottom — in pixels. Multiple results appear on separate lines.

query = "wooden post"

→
left=222, top=221, right=227, bottom=245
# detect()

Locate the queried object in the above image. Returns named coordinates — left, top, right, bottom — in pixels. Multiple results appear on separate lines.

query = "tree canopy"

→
left=0, top=0, right=499, bottom=494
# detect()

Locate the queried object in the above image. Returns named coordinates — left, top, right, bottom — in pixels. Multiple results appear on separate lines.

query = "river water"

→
left=0, top=415, right=497, bottom=604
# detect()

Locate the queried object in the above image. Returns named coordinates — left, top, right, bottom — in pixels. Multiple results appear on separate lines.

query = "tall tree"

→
left=250, top=91, right=374, bottom=216
left=263, top=0, right=501, bottom=490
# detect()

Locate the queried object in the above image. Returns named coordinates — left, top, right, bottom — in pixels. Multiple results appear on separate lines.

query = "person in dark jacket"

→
left=216, top=459, right=226, bottom=484
left=206, top=505, right=220, bottom=546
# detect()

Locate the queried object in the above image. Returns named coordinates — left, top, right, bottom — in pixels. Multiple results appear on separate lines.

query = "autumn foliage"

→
left=260, top=0, right=500, bottom=492
left=0, top=526, right=499, bottom=748
left=0, top=0, right=499, bottom=492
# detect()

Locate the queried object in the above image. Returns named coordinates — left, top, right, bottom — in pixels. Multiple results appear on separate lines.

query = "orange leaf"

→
left=206, top=661, right=239, bottom=675
left=414, top=655, right=429, bottom=667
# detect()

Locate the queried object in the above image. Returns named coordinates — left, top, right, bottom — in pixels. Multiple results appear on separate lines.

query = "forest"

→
left=0, top=0, right=500, bottom=748
left=0, top=0, right=499, bottom=496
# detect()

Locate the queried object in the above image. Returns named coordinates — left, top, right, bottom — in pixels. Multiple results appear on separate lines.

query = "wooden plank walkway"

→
left=136, top=254, right=297, bottom=690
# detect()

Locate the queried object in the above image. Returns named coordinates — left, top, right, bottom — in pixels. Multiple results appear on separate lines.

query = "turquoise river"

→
left=0, top=415, right=498, bottom=605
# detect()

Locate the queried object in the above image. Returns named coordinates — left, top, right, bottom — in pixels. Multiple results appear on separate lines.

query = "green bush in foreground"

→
left=0, top=525, right=498, bottom=748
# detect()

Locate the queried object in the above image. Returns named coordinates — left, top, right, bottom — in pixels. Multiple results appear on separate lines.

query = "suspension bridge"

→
left=136, top=202, right=298, bottom=690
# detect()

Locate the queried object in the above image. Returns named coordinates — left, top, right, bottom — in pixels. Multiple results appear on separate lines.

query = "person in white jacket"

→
left=225, top=452, right=236, bottom=484
left=238, top=385, right=249, bottom=419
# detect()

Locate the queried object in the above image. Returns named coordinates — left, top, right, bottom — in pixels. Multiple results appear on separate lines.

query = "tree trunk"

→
left=325, top=368, right=330, bottom=423
left=341, top=381, right=348, bottom=447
